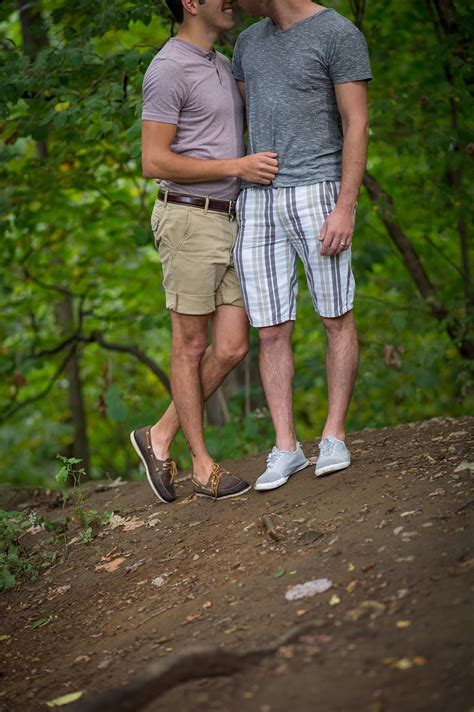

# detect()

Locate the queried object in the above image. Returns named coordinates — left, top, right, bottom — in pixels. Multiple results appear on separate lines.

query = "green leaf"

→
left=104, top=384, right=128, bottom=423
left=46, top=691, right=84, bottom=707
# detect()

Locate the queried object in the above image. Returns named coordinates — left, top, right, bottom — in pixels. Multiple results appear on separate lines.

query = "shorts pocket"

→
left=151, top=201, right=164, bottom=249
left=158, top=205, right=193, bottom=257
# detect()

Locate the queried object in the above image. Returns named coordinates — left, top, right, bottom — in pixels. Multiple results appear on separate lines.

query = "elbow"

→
left=142, top=153, right=168, bottom=180
left=142, top=159, right=158, bottom=179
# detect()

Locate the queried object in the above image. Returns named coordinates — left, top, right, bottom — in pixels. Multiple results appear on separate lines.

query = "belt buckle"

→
left=228, top=200, right=235, bottom=216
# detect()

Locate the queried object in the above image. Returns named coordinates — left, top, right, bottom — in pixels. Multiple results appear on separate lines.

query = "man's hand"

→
left=319, top=206, right=355, bottom=256
left=237, top=152, right=278, bottom=185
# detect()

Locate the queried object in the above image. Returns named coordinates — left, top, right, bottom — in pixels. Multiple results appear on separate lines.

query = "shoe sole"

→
left=315, top=461, right=351, bottom=477
left=194, top=483, right=252, bottom=500
left=254, top=459, right=310, bottom=492
left=129, top=431, right=174, bottom=504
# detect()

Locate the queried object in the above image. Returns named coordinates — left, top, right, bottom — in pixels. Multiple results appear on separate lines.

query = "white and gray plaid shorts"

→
left=234, top=182, right=356, bottom=327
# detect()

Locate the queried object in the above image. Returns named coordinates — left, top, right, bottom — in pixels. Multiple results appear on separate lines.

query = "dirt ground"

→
left=1, top=416, right=473, bottom=712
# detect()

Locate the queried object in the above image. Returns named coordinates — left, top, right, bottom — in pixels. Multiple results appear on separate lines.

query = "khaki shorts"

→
left=151, top=200, right=244, bottom=315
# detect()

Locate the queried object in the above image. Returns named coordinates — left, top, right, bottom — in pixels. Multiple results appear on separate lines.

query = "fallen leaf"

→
left=32, top=616, right=53, bottom=629
left=329, top=594, right=341, bottom=606
left=123, top=517, right=145, bottom=532
left=383, top=656, right=427, bottom=670
left=125, top=559, right=146, bottom=574
left=186, top=611, right=202, bottom=623
left=429, top=488, right=446, bottom=497
left=95, top=557, right=125, bottom=573
left=274, top=567, right=286, bottom=578
left=74, top=655, right=91, bottom=663
left=285, top=579, right=332, bottom=601
left=396, top=620, right=412, bottom=629
left=108, top=513, right=126, bottom=529
left=151, top=574, right=169, bottom=588
left=346, top=580, right=358, bottom=594
left=177, top=495, right=195, bottom=505
left=46, top=692, right=83, bottom=707
left=202, top=601, right=212, bottom=609
left=454, top=461, right=474, bottom=473
left=347, top=563, right=355, bottom=572
left=47, top=585, right=71, bottom=600
left=400, top=511, right=417, bottom=517
left=347, top=600, right=386, bottom=622
left=0, top=635, right=10, bottom=641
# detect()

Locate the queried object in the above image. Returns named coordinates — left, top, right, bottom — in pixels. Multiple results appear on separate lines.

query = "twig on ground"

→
left=71, top=622, right=318, bottom=712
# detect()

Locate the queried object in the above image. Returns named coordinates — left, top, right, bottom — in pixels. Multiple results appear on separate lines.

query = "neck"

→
left=176, top=21, right=218, bottom=51
left=267, top=1, right=326, bottom=31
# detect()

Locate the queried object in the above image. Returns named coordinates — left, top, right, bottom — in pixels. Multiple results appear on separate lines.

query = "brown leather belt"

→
left=158, top=188, right=236, bottom=217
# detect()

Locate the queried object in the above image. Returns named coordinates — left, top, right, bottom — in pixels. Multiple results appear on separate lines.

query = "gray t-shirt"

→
left=232, top=8, right=372, bottom=188
left=142, top=38, right=245, bottom=200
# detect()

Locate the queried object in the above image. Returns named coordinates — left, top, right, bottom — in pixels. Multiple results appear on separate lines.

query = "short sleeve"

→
left=141, top=58, right=187, bottom=123
left=232, top=36, right=245, bottom=81
left=328, top=26, right=372, bottom=84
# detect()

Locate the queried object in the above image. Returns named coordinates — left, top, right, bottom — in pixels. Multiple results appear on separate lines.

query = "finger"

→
left=322, top=230, right=338, bottom=256
left=319, top=221, right=328, bottom=243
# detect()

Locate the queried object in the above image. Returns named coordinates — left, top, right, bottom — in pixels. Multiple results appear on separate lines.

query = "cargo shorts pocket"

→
left=158, top=206, right=193, bottom=258
left=150, top=201, right=164, bottom=249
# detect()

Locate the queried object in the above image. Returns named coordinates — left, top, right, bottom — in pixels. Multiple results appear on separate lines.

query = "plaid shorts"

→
left=234, top=182, right=355, bottom=327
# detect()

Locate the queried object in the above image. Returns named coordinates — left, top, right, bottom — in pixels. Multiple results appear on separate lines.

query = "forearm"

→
left=143, top=150, right=242, bottom=183
left=337, top=122, right=369, bottom=211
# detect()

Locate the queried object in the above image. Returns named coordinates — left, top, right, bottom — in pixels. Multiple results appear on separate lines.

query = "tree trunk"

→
left=18, top=0, right=91, bottom=477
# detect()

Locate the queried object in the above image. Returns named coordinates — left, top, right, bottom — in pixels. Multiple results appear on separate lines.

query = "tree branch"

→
left=362, top=171, right=473, bottom=359
left=1, top=345, right=76, bottom=422
left=71, top=622, right=319, bottom=712
left=80, top=331, right=171, bottom=394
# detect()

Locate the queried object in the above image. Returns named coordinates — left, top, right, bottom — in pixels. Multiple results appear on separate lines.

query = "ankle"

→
left=275, top=437, right=297, bottom=453
left=150, top=424, right=174, bottom=460
left=321, top=428, right=345, bottom=442
left=192, top=456, right=215, bottom=485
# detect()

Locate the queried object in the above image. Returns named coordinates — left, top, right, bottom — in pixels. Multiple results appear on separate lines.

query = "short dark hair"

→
left=166, top=0, right=184, bottom=23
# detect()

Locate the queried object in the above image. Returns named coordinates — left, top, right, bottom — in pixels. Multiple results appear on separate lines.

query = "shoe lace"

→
left=208, top=463, right=227, bottom=500
left=163, top=460, right=177, bottom=483
left=266, top=447, right=282, bottom=469
left=319, top=439, right=337, bottom=457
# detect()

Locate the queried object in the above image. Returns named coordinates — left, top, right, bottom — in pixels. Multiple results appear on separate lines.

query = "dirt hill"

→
left=1, top=416, right=473, bottom=712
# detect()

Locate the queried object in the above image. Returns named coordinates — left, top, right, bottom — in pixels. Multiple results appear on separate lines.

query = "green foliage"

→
left=0, top=510, right=37, bottom=590
left=0, top=1, right=472, bottom=487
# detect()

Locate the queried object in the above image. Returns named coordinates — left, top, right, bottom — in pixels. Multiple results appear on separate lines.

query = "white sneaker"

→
left=255, top=443, right=309, bottom=491
left=315, top=436, right=351, bottom=477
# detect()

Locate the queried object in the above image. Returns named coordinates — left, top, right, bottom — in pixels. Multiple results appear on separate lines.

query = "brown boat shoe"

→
left=130, top=426, right=177, bottom=503
left=192, top=463, right=251, bottom=501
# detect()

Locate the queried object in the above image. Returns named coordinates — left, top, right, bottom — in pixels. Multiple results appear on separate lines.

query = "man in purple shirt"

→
left=131, top=0, right=278, bottom=501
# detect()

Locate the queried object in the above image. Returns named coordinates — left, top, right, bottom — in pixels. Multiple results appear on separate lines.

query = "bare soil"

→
left=1, top=416, right=473, bottom=712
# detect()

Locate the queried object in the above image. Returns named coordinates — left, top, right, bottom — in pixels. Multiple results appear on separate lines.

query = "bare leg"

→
left=320, top=310, right=359, bottom=441
left=258, top=320, right=296, bottom=452
left=152, top=306, right=248, bottom=465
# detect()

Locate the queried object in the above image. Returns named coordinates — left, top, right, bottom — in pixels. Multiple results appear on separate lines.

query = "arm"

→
left=237, top=80, right=246, bottom=105
left=141, top=120, right=278, bottom=185
left=319, top=81, right=369, bottom=256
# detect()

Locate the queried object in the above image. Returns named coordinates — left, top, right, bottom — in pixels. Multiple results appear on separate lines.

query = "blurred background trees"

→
left=0, top=0, right=472, bottom=486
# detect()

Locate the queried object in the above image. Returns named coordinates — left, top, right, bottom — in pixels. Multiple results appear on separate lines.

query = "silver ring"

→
left=340, top=242, right=346, bottom=246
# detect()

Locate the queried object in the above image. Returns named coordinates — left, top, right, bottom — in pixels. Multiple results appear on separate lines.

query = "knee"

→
left=175, top=334, right=207, bottom=363
left=320, top=311, right=354, bottom=337
left=259, top=322, right=293, bottom=348
left=216, top=337, right=249, bottom=368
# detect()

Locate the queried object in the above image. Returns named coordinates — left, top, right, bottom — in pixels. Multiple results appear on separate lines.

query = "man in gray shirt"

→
left=131, top=0, right=278, bottom=502
left=234, top=0, right=372, bottom=489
